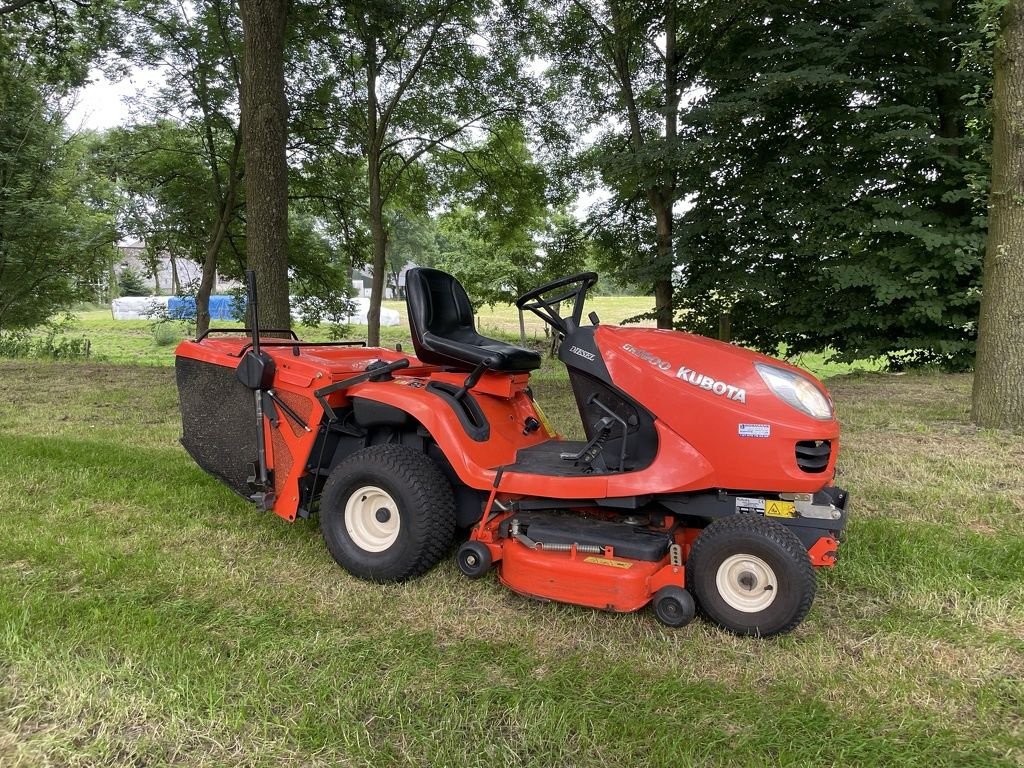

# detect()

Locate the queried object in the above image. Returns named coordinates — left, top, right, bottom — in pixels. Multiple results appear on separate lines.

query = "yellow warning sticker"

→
left=532, top=401, right=556, bottom=437
left=583, top=556, right=633, bottom=569
left=765, top=500, right=797, bottom=518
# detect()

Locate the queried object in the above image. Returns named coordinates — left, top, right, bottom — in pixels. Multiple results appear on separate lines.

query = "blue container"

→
left=167, top=295, right=238, bottom=320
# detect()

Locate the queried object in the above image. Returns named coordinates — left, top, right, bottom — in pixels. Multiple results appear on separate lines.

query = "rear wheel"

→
left=320, top=444, right=456, bottom=582
left=687, top=515, right=816, bottom=637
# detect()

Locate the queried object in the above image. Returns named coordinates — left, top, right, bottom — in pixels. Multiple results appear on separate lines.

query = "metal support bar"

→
left=267, top=389, right=311, bottom=432
left=314, top=358, right=411, bottom=423
left=587, top=395, right=630, bottom=471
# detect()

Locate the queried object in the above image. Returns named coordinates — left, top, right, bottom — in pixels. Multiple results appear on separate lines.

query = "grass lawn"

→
left=0, top=353, right=1021, bottom=766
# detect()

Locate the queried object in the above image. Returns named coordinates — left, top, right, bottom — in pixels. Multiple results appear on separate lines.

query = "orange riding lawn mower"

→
left=175, top=269, right=847, bottom=637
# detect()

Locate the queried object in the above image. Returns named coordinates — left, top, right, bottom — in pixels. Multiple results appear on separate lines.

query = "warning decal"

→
left=583, top=556, right=633, bottom=569
left=765, top=500, right=797, bottom=518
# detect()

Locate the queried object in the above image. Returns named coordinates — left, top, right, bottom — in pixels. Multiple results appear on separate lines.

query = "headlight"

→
left=755, top=363, right=833, bottom=420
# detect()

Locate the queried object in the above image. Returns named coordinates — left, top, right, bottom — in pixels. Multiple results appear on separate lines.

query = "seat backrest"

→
left=405, top=267, right=476, bottom=368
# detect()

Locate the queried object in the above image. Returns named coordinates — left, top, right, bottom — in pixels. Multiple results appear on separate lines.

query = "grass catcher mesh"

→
left=176, top=356, right=257, bottom=498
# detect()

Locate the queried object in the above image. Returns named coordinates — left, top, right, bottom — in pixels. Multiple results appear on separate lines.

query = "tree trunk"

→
left=368, top=187, right=387, bottom=346
left=196, top=191, right=238, bottom=336
left=196, top=137, right=243, bottom=337
left=365, top=35, right=385, bottom=347
left=607, top=4, right=676, bottom=330
left=239, top=0, right=290, bottom=332
left=108, top=256, right=116, bottom=301
left=196, top=247, right=218, bottom=337
left=719, top=312, right=731, bottom=343
left=972, top=0, right=1024, bottom=429
left=170, top=252, right=180, bottom=294
left=151, top=259, right=160, bottom=295
left=653, top=202, right=674, bottom=329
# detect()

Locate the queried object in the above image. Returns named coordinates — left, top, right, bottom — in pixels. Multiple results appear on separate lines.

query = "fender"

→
left=345, top=374, right=719, bottom=499
left=344, top=375, right=533, bottom=490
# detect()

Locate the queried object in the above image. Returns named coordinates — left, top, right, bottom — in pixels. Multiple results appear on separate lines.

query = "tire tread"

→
left=687, top=514, right=816, bottom=637
left=320, top=443, right=456, bottom=582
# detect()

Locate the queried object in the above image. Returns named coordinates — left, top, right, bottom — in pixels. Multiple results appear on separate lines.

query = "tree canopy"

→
left=2, top=0, right=1022, bottom=424
left=0, top=34, right=115, bottom=331
left=674, top=0, right=989, bottom=370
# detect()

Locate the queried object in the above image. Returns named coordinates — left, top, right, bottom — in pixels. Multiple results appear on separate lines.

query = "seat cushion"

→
left=406, top=267, right=541, bottom=372
left=423, top=331, right=542, bottom=372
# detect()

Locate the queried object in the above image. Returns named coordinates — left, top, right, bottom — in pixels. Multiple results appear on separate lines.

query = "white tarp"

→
left=343, top=297, right=401, bottom=326
left=289, top=297, right=401, bottom=327
left=110, top=296, right=171, bottom=320
left=111, top=294, right=401, bottom=327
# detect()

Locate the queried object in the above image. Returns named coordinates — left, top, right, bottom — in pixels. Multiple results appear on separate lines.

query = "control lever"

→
left=454, top=356, right=497, bottom=401
left=560, top=416, right=615, bottom=465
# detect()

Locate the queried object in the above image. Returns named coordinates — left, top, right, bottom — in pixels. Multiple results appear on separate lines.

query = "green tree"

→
left=539, top=212, right=590, bottom=284
left=0, top=43, right=116, bottom=330
left=287, top=206, right=356, bottom=328
left=973, top=0, right=1024, bottom=428
left=301, top=0, right=534, bottom=345
left=434, top=119, right=552, bottom=341
left=1, top=0, right=115, bottom=86
left=289, top=146, right=372, bottom=290
left=115, top=0, right=246, bottom=334
left=673, top=0, right=988, bottom=368
left=101, top=121, right=224, bottom=296
left=544, top=0, right=746, bottom=328
left=385, top=209, right=440, bottom=294
left=117, top=266, right=149, bottom=296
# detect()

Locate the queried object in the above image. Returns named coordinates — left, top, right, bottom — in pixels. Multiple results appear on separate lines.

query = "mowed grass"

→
left=0, top=359, right=1021, bottom=767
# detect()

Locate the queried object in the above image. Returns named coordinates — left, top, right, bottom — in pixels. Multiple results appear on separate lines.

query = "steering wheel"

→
left=515, top=272, right=599, bottom=334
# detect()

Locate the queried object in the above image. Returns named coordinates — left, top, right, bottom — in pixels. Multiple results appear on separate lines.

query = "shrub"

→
left=152, top=323, right=184, bottom=347
left=34, top=329, right=91, bottom=359
left=0, top=331, right=32, bottom=358
left=117, top=267, right=149, bottom=297
left=0, top=329, right=91, bottom=360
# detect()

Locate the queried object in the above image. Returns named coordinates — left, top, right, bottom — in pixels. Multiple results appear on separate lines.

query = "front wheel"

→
left=320, top=444, right=456, bottom=582
left=456, top=540, right=492, bottom=579
left=687, top=515, right=816, bottom=637
left=652, top=586, right=696, bottom=628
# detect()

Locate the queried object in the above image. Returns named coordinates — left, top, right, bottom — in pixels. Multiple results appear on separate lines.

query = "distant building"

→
left=115, top=240, right=239, bottom=294
left=116, top=240, right=415, bottom=299
left=353, top=261, right=417, bottom=299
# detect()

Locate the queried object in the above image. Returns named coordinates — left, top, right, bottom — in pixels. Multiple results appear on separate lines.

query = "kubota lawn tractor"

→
left=175, top=269, right=847, bottom=636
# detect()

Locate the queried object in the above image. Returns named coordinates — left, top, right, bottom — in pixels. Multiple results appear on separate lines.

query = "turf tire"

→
left=687, top=515, right=816, bottom=637
left=320, top=444, right=456, bottom=582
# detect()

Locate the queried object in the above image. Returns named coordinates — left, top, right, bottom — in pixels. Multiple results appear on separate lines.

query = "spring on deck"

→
left=534, top=541, right=604, bottom=554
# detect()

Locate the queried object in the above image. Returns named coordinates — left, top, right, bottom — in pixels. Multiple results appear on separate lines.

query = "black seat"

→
left=405, top=267, right=541, bottom=372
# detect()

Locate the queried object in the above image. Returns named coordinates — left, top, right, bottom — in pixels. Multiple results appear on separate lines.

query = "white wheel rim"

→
left=715, top=553, right=778, bottom=613
left=345, top=485, right=400, bottom=552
